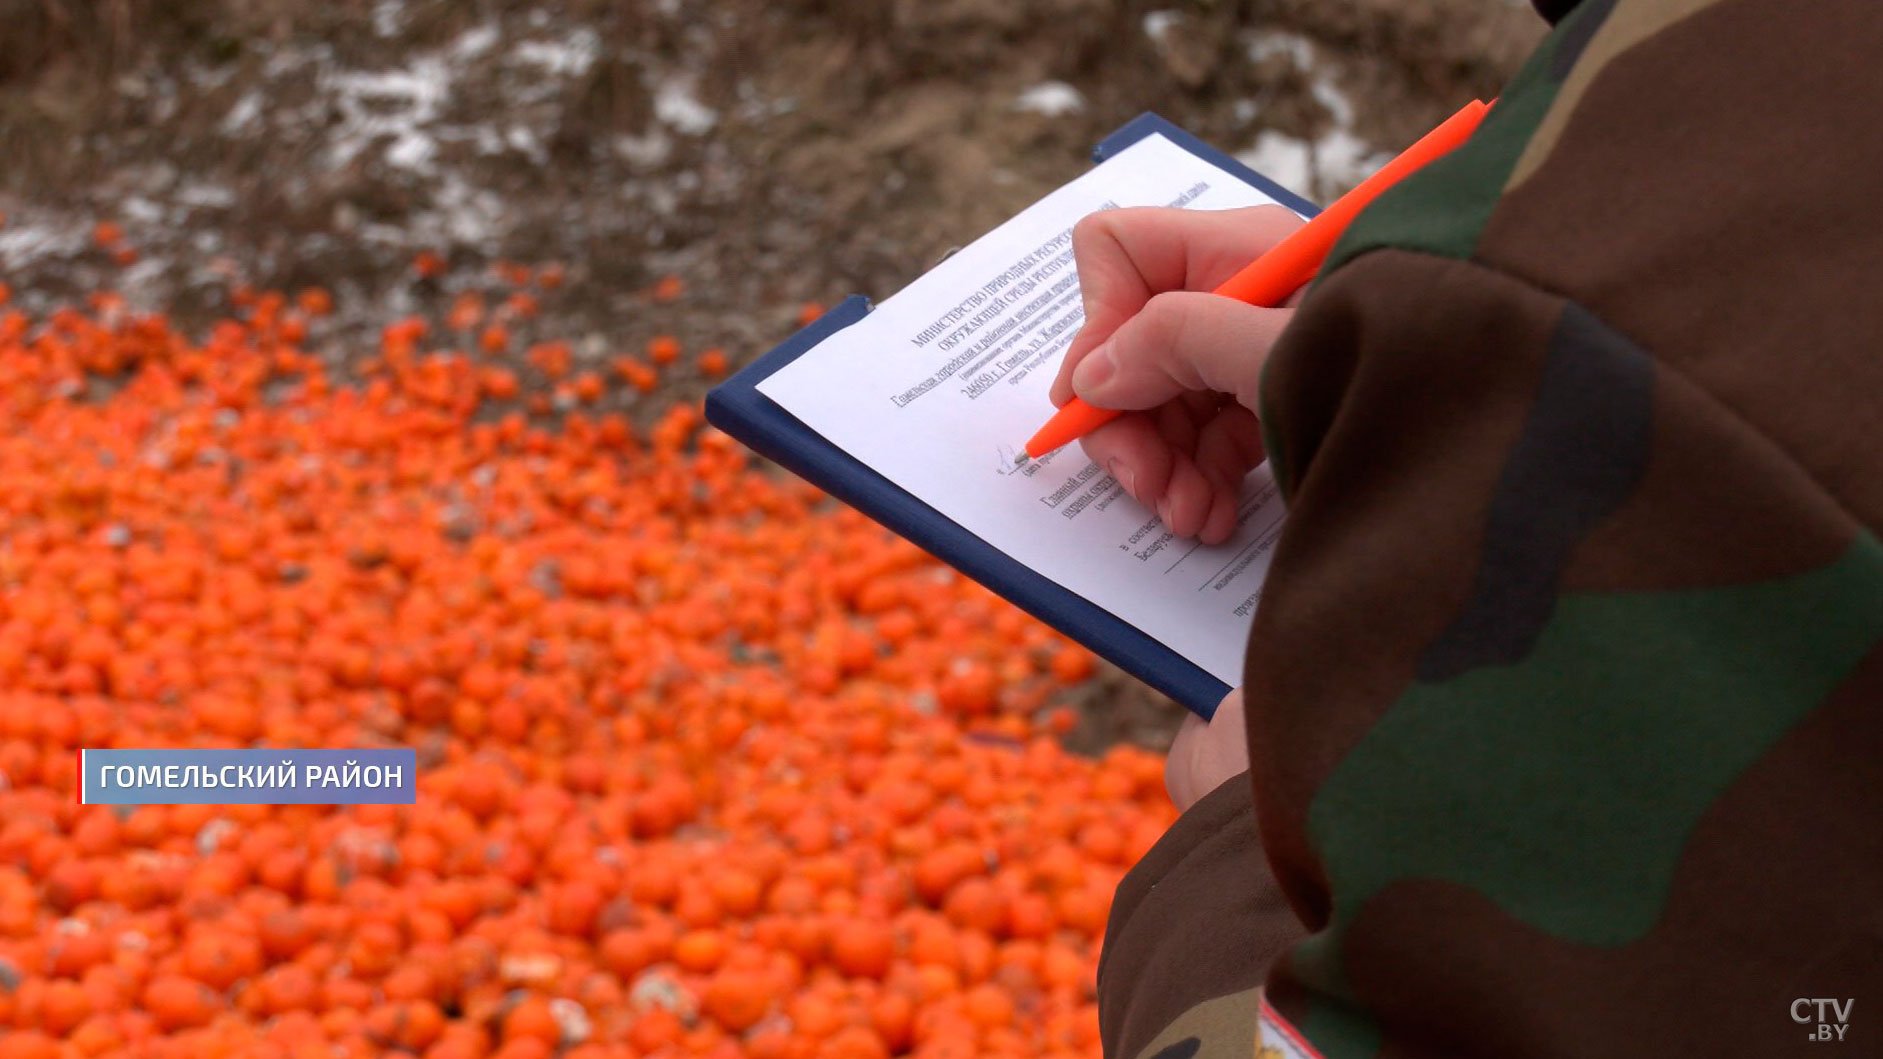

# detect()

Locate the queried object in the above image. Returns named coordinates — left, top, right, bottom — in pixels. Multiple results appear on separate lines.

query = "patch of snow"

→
left=175, top=184, right=237, bottom=210
left=514, top=28, right=601, bottom=79
left=385, top=132, right=438, bottom=171
left=418, top=174, right=506, bottom=248
left=452, top=24, right=501, bottom=61
left=505, top=125, right=547, bottom=166
left=613, top=130, right=673, bottom=169
left=1236, top=131, right=1314, bottom=198
left=324, top=57, right=454, bottom=173
left=372, top=0, right=406, bottom=38
left=1240, top=61, right=1391, bottom=200
left=352, top=222, right=400, bottom=246
left=1311, top=78, right=1357, bottom=131
left=1306, top=80, right=1389, bottom=193
left=1313, top=127, right=1391, bottom=193
left=122, top=197, right=165, bottom=225
left=1013, top=81, right=1084, bottom=117
left=1143, top=10, right=1184, bottom=43
left=1246, top=29, right=1315, bottom=68
left=654, top=78, right=717, bottom=135
left=119, top=258, right=168, bottom=298
left=0, top=223, right=86, bottom=269
left=219, top=91, right=264, bottom=136
left=184, top=63, right=235, bottom=91
left=262, top=47, right=306, bottom=79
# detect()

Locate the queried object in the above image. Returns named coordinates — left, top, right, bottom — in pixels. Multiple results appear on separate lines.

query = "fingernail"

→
left=1071, top=344, right=1115, bottom=396
left=1157, top=497, right=1172, bottom=526
left=1106, top=458, right=1135, bottom=495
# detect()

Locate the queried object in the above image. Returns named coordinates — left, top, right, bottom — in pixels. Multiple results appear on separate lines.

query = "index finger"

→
left=1050, top=204, right=1305, bottom=407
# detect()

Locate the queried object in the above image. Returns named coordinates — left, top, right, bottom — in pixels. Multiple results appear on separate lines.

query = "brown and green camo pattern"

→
left=1100, top=1, right=1883, bottom=1056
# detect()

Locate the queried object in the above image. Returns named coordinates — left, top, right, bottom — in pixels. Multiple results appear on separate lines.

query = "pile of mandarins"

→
left=0, top=255, right=1176, bottom=1058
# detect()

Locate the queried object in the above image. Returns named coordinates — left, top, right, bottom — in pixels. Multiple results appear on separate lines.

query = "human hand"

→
left=1165, top=687, right=1251, bottom=813
left=1050, top=205, right=1305, bottom=544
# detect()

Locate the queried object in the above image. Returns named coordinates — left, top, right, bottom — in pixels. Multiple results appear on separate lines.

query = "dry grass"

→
left=0, top=0, right=232, bottom=191
left=0, top=0, right=229, bottom=84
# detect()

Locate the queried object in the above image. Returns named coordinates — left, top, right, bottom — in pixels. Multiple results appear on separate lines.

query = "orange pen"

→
left=1016, top=97, right=1492, bottom=464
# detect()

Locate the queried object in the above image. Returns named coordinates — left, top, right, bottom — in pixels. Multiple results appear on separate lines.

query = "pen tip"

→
left=1012, top=452, right=1031, bottom=467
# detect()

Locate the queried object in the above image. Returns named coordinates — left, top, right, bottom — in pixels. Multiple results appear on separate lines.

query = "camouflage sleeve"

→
left=1096, top=771, right=1307, bottom=1059
left=1240, top=1, right=1883, bottom=1054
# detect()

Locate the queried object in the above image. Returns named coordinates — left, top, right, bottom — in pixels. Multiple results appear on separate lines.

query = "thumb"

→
left=1069, top=291, right=1292, bottom=411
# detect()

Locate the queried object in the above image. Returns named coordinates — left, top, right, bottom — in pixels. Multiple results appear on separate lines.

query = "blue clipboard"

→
left=704, top=113, right=1320, bottom=719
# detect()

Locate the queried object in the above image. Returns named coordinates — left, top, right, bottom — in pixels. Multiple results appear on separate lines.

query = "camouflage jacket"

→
left=1098, top=1, right=1883, bottom=1055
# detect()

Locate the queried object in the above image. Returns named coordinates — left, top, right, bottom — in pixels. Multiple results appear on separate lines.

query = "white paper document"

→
left=759, top=134, right=1295, bottom=685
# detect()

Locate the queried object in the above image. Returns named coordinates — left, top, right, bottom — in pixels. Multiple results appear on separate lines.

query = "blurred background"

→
left=0, top=0, right=1539, bottom=410
left=0, top=0, right=1536, bottom=746
left=0, top=0, right=1543, bottom=748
